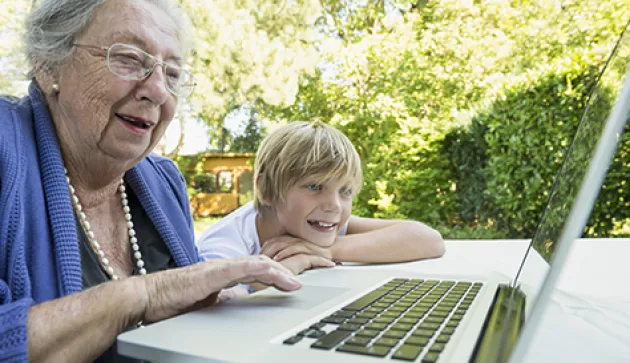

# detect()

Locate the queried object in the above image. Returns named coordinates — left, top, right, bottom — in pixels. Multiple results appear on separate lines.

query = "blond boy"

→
left=197, top=122, right=445, bottom=289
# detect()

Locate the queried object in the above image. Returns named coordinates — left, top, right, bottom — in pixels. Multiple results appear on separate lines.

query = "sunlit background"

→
left=1, top=0, right=628, bottom=238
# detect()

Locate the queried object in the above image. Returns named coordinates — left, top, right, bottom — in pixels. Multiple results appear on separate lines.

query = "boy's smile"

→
left=307, top=219, right=338, bottom=232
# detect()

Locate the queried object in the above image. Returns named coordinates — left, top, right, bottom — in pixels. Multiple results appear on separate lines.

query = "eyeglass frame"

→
left=73, top=42, right=196, bottom=98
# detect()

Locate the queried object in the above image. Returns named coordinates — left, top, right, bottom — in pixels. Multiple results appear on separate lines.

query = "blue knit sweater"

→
left=0, top=82, right=200, bottom=362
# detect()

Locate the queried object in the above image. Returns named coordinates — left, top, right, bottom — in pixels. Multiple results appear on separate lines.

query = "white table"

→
left=120, top=239, right=630, bottom=362
left=357, top=239, right=630, bottom=363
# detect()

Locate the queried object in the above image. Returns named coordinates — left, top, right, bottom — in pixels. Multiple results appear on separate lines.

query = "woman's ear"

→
left=33, top=62, right=60, bottom=96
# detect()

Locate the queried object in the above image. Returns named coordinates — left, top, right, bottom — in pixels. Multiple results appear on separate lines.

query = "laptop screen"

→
left=511, top=20, right=630, bottom=307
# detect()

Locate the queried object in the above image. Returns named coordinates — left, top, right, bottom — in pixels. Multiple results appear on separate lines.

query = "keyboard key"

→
left=356, top=329, right=380, bottom=338
left=405, top=336, right=430, bottom=346
left=436, top=334, right=450, bottom=343
left=398, top=317, right=420, bottom=325
left=311, top=330, right=351, bottom=350
left=404, top=312, right=426, bottom=319
left=321, top=316, right=346, bottom=324
left=391, top=323, right=414, bottom=331
left=425, top=316, right=445, bottom=324
left=382, top=311, right=403, bottom=318
left=373, top=337, right=400, bottom=347
left=345, top=336, right=371, bottom=346
left=446, top=320, right=459, bottom=328
left=305, top=329, right=326, bottom=338
left=358, top=311, right=379, bottom=318
left=366, top=306, right=385, bottom=314
left=283, top=335, right=302, bottom=345
left=335, top=310, right=356, bottom=318
left=374, top=316, right=396, bottom=324
left=422, top=352, right=441, bottom=363
left=347, top=317, right=371, bottom=325
left=412, top=329, right=435, bottom=338
left=338, top=323, right=362, bottom=331
left=418, top=322, right=441, bottom=331
left=392, top=344, right=424, bottom=361
left=343, top=289, right=391, bottom=311
left=383, top=330, right=407, bottom=339
left=429, top=343, right=445, bottom=352
left=366, top=322, right=388, bottom=331
left=441, top=327, right=455, bottom=335
left=337, top=344, right=391, bottom=357
left=430, top=311, right=450, bottom=318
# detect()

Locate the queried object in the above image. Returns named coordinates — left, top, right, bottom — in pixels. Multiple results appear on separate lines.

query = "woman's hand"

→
left=137, top=255, right=302, bottom=323
left=261, top=235, right=334, bottom=262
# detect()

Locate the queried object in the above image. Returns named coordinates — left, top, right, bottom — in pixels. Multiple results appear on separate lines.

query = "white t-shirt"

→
left=197, top=201, right=348, bottom=261
left=197, top=202, right=261, bottom=261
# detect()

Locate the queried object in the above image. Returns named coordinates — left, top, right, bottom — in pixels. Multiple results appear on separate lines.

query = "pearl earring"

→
left=52, top=84, right=59, bottom=93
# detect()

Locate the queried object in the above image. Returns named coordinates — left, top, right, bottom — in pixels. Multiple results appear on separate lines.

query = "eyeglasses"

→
left=74, top=43, right=196, bottom=99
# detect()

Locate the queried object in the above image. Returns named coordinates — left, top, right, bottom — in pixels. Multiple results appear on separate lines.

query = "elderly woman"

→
left=0, top=0, right=302, bottom=362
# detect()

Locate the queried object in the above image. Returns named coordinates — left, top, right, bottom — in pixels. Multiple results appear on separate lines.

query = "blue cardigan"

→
left=0, top=82, right=200, bottom=362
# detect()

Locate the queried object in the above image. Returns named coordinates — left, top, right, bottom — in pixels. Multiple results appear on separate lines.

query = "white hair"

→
left=26, top=0, right=193, bottom=73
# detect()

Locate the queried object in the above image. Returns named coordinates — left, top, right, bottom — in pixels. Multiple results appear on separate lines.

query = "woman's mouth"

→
left=117, top=114, right=156, bottom=135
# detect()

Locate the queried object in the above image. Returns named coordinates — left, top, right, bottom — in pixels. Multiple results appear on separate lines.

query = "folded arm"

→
left=331, top=216, right=445, bottom=263
left=264, top=216, right=445, bottom=264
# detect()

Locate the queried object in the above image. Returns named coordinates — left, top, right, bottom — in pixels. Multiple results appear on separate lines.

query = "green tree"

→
left=182, top=0, right=323, bottom=124
left=229, top=110, right=266, bottom=153
left=0, top=0, right=30, bottom=96
left=258, top=0, right=630, bottom=235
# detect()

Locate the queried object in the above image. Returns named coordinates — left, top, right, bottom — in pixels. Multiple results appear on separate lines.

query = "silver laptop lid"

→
left=507, top=21, right=630, bottom=363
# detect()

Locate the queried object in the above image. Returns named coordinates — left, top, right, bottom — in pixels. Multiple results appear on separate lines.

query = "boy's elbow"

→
left=428, top=229, right=446, bottom=258
left=409, top=221, right=445, bottom=259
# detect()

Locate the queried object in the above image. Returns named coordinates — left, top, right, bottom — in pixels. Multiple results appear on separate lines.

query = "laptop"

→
left=117, top=22, right=630, bottom=363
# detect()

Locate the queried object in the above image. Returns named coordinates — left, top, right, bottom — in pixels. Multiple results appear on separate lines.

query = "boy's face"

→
left=273, top=177, right=354, bottom=247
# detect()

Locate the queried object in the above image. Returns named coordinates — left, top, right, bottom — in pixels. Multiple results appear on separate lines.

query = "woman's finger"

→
left=204, top=256, right=301, bottom=292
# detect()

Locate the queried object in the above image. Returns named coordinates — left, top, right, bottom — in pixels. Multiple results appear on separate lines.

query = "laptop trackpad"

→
left=233, top=285, right=350, bottom=310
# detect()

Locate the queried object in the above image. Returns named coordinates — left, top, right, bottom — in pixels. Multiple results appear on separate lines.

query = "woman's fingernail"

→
left=288, top=276, right=302, bottom=287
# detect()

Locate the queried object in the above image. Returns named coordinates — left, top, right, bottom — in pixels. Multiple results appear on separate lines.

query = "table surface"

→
left=121, top=239, right=630, bottom=362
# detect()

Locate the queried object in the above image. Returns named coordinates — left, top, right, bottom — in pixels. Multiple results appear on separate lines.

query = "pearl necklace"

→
left=65, top=169, right=147, bottom=280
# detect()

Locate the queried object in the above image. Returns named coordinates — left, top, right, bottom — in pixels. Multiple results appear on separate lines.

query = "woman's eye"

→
left=307, top=184, right=322, bottom=192
left=341, top=188, right=353, bottom=196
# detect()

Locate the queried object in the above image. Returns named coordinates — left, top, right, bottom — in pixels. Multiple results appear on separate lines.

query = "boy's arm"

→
left=265, top=216, right=445, bottom=264
left=331, top=215, right=445, bottom=263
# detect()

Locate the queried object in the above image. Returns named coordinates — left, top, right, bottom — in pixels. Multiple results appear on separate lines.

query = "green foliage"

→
left=229, top=115, right=266, bottom=153
left=182, top=0, right=322, bottom=123
left=589, top=127, right=630, bottom=237
left=191, top=173, right=217, bottom=193
left=0, top=0, right=30, bottom=96
left=3, top=0, right=629, bottom=239
left=259, top=0, right=630, bottom=239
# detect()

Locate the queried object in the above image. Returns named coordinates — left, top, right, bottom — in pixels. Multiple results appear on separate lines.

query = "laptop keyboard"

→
left=283, top=278, right=482, bottom=362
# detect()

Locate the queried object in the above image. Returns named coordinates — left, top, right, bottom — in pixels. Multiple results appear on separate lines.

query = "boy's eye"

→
left=340, top=187, right=353, bottom=196
left=307, top=184, right=322, bottom=192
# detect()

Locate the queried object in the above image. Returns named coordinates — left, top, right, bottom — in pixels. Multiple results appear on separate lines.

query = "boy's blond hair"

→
left=254, top=121, right=363, bottom=211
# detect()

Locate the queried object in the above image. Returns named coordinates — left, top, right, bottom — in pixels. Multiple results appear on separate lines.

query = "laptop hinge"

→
left=469, top=284, right=526, bottom=363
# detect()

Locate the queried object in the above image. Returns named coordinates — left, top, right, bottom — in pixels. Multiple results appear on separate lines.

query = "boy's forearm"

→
left=331, top=221, right=445, bottom=263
